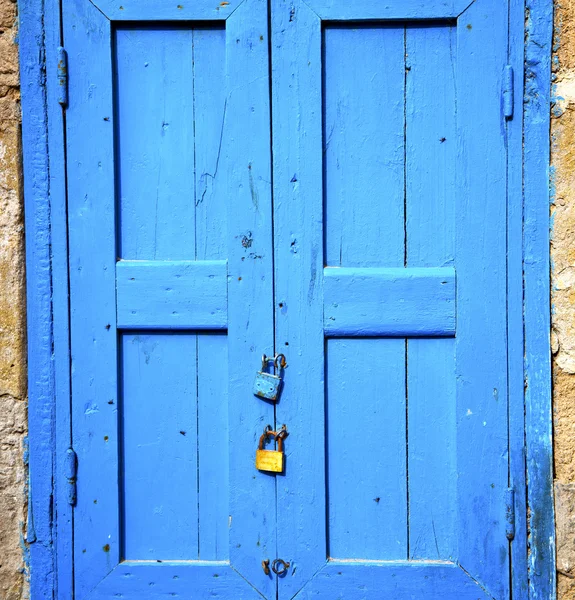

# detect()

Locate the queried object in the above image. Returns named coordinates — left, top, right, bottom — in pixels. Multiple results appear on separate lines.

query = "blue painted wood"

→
left=89, top=0, right=237, bottom=21
left=193, top=25, right=231, bottom=563
left=405, top=23, right=457, bottom=562
left=508, top=0, right=529, bottom=597
left=224, top=2, right=277, bottom=597
left=271, top=3, right=326, bottom=595
left=115, top=25, right=228, bottom=262
left=326, top=338, right=407, bottom=559
left=197, top=334, right=230, bottom=560
left=320, top=24, right=410, bottom=572
left=294, top=562, right=492, bottom=600
left=20, top=0, right=556, bottom=596
left=116, top=25, right=197, bottom=262
left=273, top=4, right=516, bottom=599
left=63, top=1, right=275, bottom=598
left=83, top=562, right=262, bottom=599
left=407, top=339, right=456, bottom=560
left=44, top=0, right=76, bottom=596
left=323, top=267, right=456, bottom=337
left=303, top=0, right=473, bottom=20
left=63, top=2, right=119, bottom=595
left=524, top=0, right=556, bottom=596
left=455, top=5, right=510, bottom=598
left=193, top=26, right=228, bottom=263
left=122, top=333, right=200, bottom=559
left=116, top=260, right=228, bottom=329
left=116, top=20, right=233, bottom=566
left=19, top=0, right=62, bottom=594
left=323, top=24, right=405, bottom=270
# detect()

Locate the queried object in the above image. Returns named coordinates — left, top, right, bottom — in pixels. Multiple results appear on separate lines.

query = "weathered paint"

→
left=17, top=1, right=556, bottom=599
left=525, top=0, right=556, bottom=598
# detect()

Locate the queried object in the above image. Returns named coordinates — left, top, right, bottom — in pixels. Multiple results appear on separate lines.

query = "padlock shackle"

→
left=258, top=429, right=286, bottom=452
left=260, top=353, right=287, bottom=373
left=274, top=353, right=287, bottom=370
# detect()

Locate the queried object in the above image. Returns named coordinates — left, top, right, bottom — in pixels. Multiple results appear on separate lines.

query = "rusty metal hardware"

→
left=255, top=425, right=288, bottom=473
left=271, top=558, right=291, bottom=576
left=262, top=559, right=270, bottom=575
left=253, top=354, right=287, bottom=402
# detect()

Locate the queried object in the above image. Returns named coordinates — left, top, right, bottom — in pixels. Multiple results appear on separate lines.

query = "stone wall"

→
left=0, top=0, right=27, bottom=598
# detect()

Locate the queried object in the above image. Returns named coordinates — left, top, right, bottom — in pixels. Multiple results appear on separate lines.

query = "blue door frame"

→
left=18, top=0, right=555, bottom=597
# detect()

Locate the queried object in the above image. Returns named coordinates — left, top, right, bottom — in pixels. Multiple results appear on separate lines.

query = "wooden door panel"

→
left=326, top=338, right=408, bottom=560
left=65, top=0, right=276, bottom=597
left=271, top=1, right=510, bottom=599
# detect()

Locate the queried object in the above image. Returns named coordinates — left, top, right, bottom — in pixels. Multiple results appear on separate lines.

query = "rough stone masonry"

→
left=553, top=0, right=575, bottom=597
left=2, top=1, right=575, bottom=598
left=0, top=0, right=27, bottom=598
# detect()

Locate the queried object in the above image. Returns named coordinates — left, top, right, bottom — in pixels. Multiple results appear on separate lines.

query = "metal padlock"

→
left=253, top=354, right=286, bottom=402
left=255, top=426, right=288, bottom=473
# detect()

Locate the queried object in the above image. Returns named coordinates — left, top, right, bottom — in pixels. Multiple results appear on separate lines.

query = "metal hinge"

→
left=65, top=447, right=77, bottom=506
left=505, top=487, right=515, bottom=541
left=57, top=46, right=68, bottom=107
left=503, top=65, right=514, bottom=119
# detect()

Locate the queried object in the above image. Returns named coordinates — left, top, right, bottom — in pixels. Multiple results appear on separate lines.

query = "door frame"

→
left=18, top=0, right=555, bottom=598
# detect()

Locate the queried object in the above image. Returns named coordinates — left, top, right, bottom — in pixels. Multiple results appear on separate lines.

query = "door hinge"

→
left=505, top=487, right=515, bottom=541
left=57, top=46, right=68, bottom=107
left=503, top=65, right=514, bottom=119
left=65, top=447, right=77, bottom=506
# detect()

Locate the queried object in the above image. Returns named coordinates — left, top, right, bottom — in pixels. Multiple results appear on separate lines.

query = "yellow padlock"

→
left=256, top=426, right=287, bottom=473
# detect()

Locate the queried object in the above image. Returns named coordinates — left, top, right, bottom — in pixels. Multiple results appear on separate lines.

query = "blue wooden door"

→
left=65, top=1, right=277, bottom=598
left=65, top=0, right=516, bottom=598
left=271, top=0, right=513, bottom=599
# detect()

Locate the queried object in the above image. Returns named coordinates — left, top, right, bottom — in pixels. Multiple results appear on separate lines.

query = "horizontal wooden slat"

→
left=86, top=562, right=261, bottom=600
left=90, top=0, right=238, bottom=21
left=300, top=561, right=491, bottom=600
left=304, top=0, right=471, bottom=20
left=323, top=267, right=456, bottom=337
left=116, top=260, right=227, bottom=330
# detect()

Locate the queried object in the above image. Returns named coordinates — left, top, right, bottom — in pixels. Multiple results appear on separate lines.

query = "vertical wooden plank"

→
left=225, top=1, right=276, bottom=596
left=194, top=26, right=227, bottom=261
left=63, top=1, right=118, bottom=595
left=405, top=23, right=457, bottom=561
left=192, top=26, right=230, bottom=562
left=324, top=24, right=406, bottom=268
left=122, top=333, right=199, bottom=560
left=43, top=0, right=74, bottom=595
left=524, top=0, right=556, bottom=597
left=508, top=0, right=529, bottom=596
left=20, top=0, right=62, bottom=594
left=271, top=3, right=325, bottom=597
left=407, top=339, right=456, bottom=560
left=455, top=5, right=510, bottom=598
left=326, top=338, right=407, bottom=559
left=405, top=23, right=456, bottom=270
left=116, top=26, right=196, bottom=261
left=323, top=22, right=408, bottom=562
left=197, top=335, right=229, bottom=560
